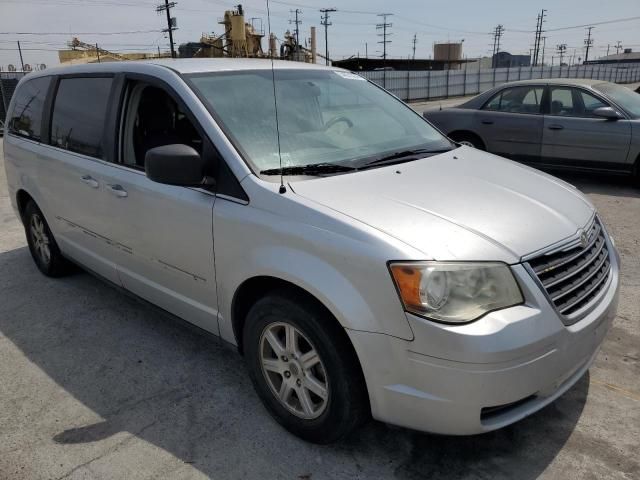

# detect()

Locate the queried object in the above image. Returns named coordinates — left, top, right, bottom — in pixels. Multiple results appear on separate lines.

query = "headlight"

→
left=389, top=261, right=523, bottom=323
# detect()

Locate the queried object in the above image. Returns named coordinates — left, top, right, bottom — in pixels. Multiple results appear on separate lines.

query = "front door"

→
left=541, top=86, right=632, bottom=171
left=474, top=84, right=545, bottom=163
left=101, top=80, right=219, bottom=334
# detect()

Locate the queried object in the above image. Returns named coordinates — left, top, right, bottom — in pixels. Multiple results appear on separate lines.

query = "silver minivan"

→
left=2, top=59, right=620, bottom=443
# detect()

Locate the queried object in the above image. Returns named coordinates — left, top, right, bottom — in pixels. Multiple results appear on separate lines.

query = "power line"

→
left=376, top=13, right=392, bottom=87
left=0, top=29, right=162, bottom=35
left=491, top=24, right=504, bottom=68
left=411, top=33, right=417, bottom=60
left=556, top=43, right=567, bottom=65
left=156, top=0, right=177, bottom=58
left=289, top=8, right=302, bottom=47
left=532, top=9, right=546, bottom=66
left=584, top=26, right=594, bottom=63
left=615, top=40, right=623, bottom=55
left=320, top=8, right=336, bottom=66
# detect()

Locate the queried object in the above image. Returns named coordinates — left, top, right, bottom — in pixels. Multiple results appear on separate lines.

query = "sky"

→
left=1, top=0, right=639, bottom=69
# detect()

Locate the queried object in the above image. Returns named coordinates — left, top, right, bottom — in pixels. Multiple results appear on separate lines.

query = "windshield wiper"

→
left=260, top=162, right=356, bottom=176
left=359, top=147, right=454, bottom=169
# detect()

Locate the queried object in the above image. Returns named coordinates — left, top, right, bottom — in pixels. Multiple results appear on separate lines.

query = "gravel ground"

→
left=0, top=137, right=639, bottom=480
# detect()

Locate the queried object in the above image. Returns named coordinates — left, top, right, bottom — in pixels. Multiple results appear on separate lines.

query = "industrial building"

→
left=492, top=51, right=531, bottom=68
left=334, top=41, right=468, bottom=71
left=586, top=49, right=640, bottom=65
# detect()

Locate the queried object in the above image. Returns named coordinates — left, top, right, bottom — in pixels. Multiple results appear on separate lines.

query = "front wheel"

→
left=243, top=291, right=369, bottom=443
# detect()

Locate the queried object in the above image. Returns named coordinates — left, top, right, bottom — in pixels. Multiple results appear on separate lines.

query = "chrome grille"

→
left=527, top=218, right=611, bottom=322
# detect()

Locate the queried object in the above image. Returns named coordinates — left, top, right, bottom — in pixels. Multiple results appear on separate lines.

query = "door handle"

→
left=481, top=119, right=494, bottom=125
left=106, top=184, right=128, bottom=198
left=81, top=175, right=99, bottom=188
left=548, top=124, right=564, bottom=130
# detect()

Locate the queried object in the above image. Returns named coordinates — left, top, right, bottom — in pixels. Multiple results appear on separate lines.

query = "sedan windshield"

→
left=593, top=82, right=640, bottom=118
left=186, top=69, right=452, bottom=175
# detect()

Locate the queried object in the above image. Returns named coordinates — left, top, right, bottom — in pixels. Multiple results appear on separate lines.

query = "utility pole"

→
left=17, top=41, right=25, bottom=71
left=365, top=42, right=368, bottom=58
left=290, top=9, right=302, bottom=48
left=584, top=26, right=594, bottom=63
left=376, top=13, right=393, bottom=86
left=615, top=40, right=622, bottom=55
left=411, top=33, right=417, bottom=60
left=541, top=36, right=546, bottom=65
left=156, top=0, right=177, bottom=58
left=556, top=43, right=567, bottom=66
left=491, top=25, right=504, bottom=68
left=95, top=43, right=101, bottom=63
left=606, top=44, right=610, bottom=57
left=320, top=8, right=336, bottom=66
left=532, top=9, right=547, bottom=66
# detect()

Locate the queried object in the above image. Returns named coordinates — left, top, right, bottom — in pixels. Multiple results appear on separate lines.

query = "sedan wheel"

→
left=458, top=139, right=477, bottom=148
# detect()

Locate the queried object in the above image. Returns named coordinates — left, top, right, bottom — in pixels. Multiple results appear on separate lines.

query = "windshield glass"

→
left=186, top=69, right=451, bottom=174
left=593, top=82, right=640, bottom=118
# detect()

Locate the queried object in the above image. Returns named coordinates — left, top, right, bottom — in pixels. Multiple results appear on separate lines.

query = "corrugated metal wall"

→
left=360, top=63, right=640, bottom=102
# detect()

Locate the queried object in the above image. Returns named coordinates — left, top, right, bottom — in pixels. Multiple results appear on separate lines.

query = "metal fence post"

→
left=518, top=66, right=522, bottom=81
left=427, top=69, right=431, bottom=100
left=446, top=68, right=450, bottom=98
left=463, top=65, right=467, bottom=96
left=406, top=69, right=410, bottom=102
left=477, top=62, right=481, bottom=94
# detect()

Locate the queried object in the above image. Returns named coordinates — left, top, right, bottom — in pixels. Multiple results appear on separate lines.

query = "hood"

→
left=290, top=147, right=594, bottom=264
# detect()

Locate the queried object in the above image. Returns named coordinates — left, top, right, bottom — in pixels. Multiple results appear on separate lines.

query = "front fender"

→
left=213, top=197, right=416, bottom=346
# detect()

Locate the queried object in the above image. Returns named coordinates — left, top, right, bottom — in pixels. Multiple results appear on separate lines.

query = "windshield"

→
left=593, top=82, right=640, bottom=118
left=186, top=69, right=452, bottom=175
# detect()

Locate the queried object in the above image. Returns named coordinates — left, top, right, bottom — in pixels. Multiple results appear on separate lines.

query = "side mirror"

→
left=592, top=106, right=622, bottom=120
left=145, top=144, right=206, bottom=186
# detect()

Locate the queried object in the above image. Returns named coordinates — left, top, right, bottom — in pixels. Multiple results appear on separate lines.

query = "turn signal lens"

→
left=389, top=262, right=523, bottom=323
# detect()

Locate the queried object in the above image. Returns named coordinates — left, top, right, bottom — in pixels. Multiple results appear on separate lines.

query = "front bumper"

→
left=348, top=248, right=620, bottom=435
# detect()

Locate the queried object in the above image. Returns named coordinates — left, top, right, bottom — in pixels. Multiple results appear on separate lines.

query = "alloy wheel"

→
left=259, top=322, right=329, bottom=419
left=30, top=214, right=51, bottom=266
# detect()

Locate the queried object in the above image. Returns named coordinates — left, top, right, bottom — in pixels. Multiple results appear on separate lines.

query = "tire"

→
left=24, top=200, right=73, bottom=277
left=449, top=132, right=485, bottom=150
left=243, top=291, right=369, bottom=443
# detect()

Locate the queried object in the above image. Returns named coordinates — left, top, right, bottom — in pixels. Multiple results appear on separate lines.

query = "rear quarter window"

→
left=50, top=77, right=113, bottom=159
left=8, top=76, right=51, bottom=141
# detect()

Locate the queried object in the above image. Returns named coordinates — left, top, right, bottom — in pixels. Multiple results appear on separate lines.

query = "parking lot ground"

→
left=1, top=139, right=639, bottom=480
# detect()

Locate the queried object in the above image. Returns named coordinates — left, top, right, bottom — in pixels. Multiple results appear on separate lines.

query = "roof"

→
left=23, top=58, right=336, bottom=79
left=595, top=52, right=640, bottom=62
left=499, top=78, right=608, bottom=87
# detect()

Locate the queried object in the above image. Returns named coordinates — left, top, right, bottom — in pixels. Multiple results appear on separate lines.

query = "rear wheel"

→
left=243, top=291, right=369, bottom=443
left=449, top=132, right=485, bottom=150
left=24, top=201, right=73, bottom=277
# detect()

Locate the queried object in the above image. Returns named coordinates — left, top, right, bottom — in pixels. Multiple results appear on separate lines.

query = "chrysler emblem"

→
left=579, top=229, right=588, bottom=248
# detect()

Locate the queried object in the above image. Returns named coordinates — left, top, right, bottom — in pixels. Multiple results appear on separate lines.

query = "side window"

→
left=121, top=83, right=203, bottom=169
left=50, top=77, right=113, bottom=158
left=8, top=76, right=51, bottom=141
left=578, top=90, right=608, bottom=116
left=483, top=91, right=503, bottom=111
left=482, top=86, right=543, bottom=114
left=549, top=88, right=575, bottom=116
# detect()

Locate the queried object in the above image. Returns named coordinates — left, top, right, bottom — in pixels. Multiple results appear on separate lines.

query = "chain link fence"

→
left=361, top=63, right=640, bottom=103
left=1, top=72, right=27, bottom=125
